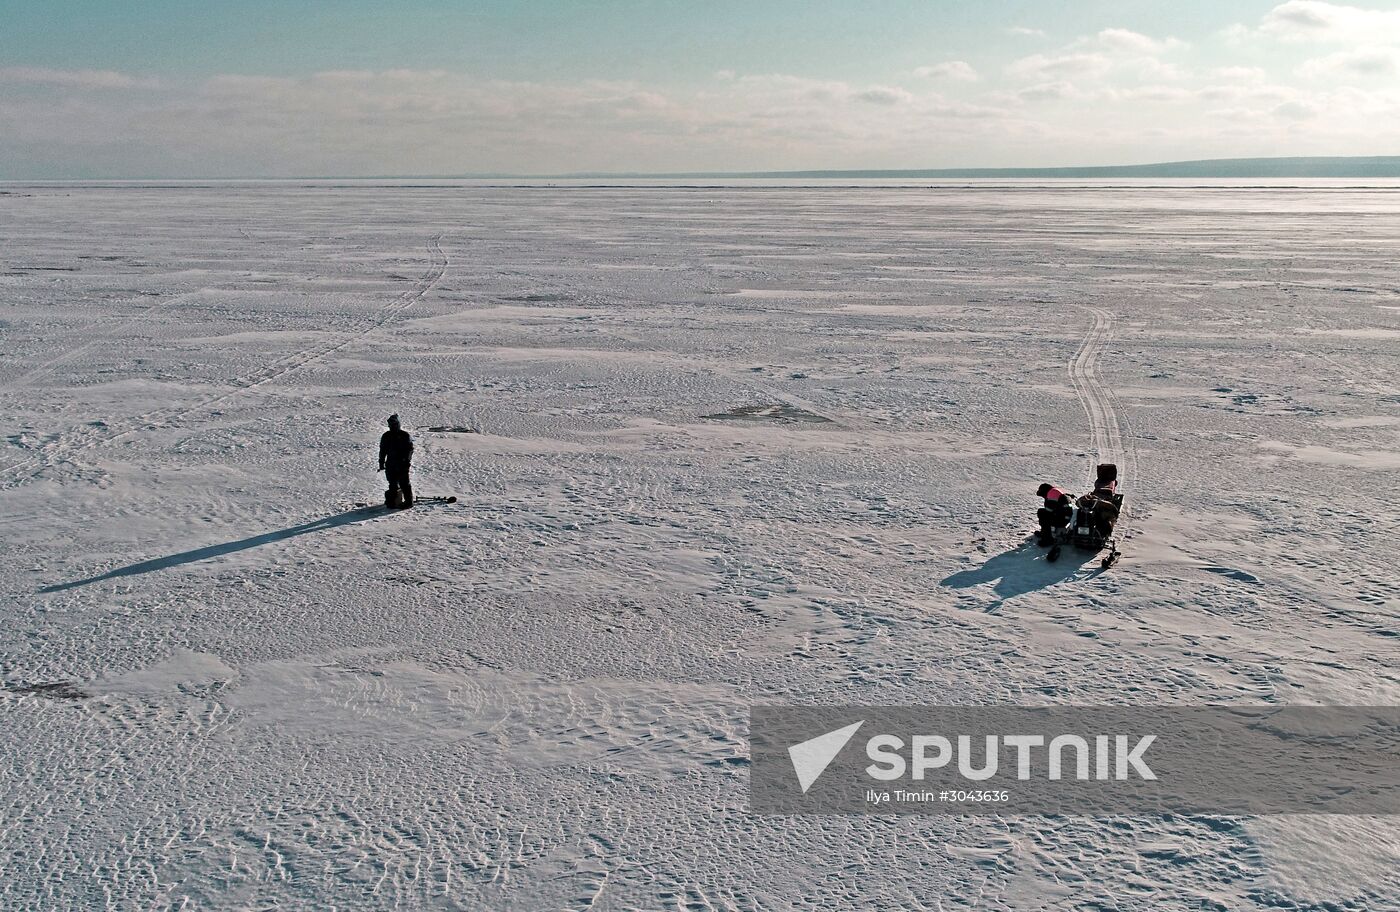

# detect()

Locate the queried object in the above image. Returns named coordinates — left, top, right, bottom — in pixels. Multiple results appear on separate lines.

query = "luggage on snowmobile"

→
left=1072, top=491, right=1123, bottom=550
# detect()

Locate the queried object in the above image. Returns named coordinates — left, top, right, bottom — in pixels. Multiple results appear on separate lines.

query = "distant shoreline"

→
left=7, top=179, right=1400, bottom=191
left=558, top=156, right=1400, bottom=180
left=6, top=156, right=1400, bottom=183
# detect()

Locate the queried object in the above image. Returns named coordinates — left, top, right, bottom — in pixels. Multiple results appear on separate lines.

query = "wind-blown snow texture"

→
left=1, top=182, right=1397, bottom=910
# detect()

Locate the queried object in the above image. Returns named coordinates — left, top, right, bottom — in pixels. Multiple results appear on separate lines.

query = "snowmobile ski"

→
left=349, top=495, right=455, bottom=509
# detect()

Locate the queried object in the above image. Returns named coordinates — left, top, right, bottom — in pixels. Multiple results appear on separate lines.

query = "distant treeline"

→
left=552, top=156, right=1400, bottom=180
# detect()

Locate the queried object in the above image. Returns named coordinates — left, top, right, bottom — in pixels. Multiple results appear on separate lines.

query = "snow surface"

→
left=1, top=181, right=1397, bottom=909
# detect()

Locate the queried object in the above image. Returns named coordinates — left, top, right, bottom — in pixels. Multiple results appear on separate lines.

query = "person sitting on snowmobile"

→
left=1035, top=482, right=1074, bottom=545
left=1075, top=463, right=1120, bottom=538
left=379, top=414, right=414, bottom=508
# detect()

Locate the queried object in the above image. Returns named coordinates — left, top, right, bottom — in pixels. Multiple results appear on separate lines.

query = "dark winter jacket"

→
left=1042, top=487, right=1074, bottom=522
left=379, top=428, right=414, bottom=468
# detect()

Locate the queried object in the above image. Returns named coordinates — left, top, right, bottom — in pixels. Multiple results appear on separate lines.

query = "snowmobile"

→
left=1048, top=463, right=1123, bottom=568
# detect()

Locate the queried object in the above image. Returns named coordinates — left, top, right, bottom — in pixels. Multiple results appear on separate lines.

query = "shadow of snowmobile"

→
left=940, top=538, right=1100, bottom=603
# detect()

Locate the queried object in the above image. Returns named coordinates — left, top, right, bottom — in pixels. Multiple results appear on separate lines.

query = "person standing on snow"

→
left=379, top=414, right=414, bottom=508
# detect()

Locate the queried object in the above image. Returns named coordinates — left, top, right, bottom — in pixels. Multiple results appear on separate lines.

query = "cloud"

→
left=1255, top=1, right=1400, bottom=43
left=853, top=86, right=913, bottom=105
left=1008, top=27, right=1045, bottom=37
left=926, top=100, right=1007, bottom=119
left=1272, top=99, right=1318, bottom=119
left=1006, top=26, right=1185, bottom=89
left=1017, top=82, right=1077, bottom=103
left=0, top=67, right=1024, bottom=175
left=0, top=66, right=159, bottom=89
left=4, top=57, right=1399, bottom=177
left=1006, top=53, right=1110, bottom=80
left=1130, top=58, right=1185, bottom=81
left=914, top=61, right=979, bottom=81
left=1213, top=66, right=1268, bottom=82
left=1267, top=0, right=1339, bottom=31
left=1196, top=82, right=1297, bottom=105
left=1093, top=28, right=1185, bottom=54
left=1120, top=85, right=1195, bottom=102
left=1299, top=46, right=1400, bottom=77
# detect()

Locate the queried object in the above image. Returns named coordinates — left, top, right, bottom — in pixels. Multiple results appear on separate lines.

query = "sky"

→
left=2, top=0, right=1399, bottom=177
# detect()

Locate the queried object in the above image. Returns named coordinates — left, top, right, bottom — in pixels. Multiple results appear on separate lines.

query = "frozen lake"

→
left=2, top=182, right=1397, bottom=909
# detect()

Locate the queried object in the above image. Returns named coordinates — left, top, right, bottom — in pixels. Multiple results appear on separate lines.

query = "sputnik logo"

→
left=788, top=720, right=864, bottom=793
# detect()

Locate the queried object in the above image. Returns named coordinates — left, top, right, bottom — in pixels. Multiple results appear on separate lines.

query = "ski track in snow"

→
left=1, top=183, right=1398, bottom=911
left=0, top=234, right=446, bottom=488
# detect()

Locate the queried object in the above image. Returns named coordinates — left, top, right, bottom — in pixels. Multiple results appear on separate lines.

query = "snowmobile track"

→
left=1, top=235, right=448, bottom=489
left=1066, top=304, right=1139, bottom=541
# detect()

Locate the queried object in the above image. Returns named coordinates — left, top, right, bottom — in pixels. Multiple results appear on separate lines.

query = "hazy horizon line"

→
left=6, top=154, right=1400, bottom=183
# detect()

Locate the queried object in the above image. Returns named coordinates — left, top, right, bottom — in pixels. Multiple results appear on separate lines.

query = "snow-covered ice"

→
left=1, top=181, right=1397, bottom=909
